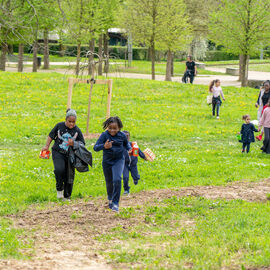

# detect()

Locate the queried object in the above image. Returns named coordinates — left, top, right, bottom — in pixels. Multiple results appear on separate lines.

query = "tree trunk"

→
left=103, top=33, right=109, bottom=73
left=8, top=44, right=13, bottom=54
left=150, top=44, right=155, bottom=80
left=59, top=42, right=65, bottom=57
left=0, top=41, right=8, bottom=71
left=98, top=34, right=103, bottom=76
left=43, top=29, right=49, bottom=69
left=165, top=50, right=172, bottom=81
left=240, top=54, right=249, bottom=87
left=18, top=43, right=24, bottom=72
left=171, top=53, right=174, bottom=77
left=32, top=40, right=38, bottom=72
left=88, top=38, right=95, bottom=76
left=238, top=54, right=244, bottom=82
left=76, top=42, right=81, bottom=76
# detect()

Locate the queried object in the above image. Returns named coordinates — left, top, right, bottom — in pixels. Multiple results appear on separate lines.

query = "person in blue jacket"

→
left=122, top=131, right=146, bottom=195
left=94, top=116, right=132, bottom=212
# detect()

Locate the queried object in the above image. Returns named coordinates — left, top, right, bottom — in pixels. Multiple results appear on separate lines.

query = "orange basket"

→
left=143, top=148, right=155, bottom=162
left=39, top=150, right=50, bottom=159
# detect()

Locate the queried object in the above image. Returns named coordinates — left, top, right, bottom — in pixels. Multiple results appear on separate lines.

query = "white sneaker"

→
left=57, top=190, right=64, bottom=199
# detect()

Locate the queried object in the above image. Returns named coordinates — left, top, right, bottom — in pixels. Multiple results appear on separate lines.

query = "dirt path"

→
left=1, top=179, right=270, bottom=269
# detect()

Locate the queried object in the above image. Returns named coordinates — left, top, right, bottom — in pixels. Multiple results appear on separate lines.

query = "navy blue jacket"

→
left=94, top=131, right=131, bottom=167
left=240, top=123, right=258, bottom=143
left=124, top=142, right=145, bottom=167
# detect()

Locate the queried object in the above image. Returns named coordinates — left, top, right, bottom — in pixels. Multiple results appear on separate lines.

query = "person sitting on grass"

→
left=240, top=114, right=258, bottom=154
left=42, top=109, right=85, bottom=201
left=122, top=131, right=147, bottom=196
left=209, top=79, right=225, bottom=119
left=94, top=116, right=132, bottom=212
left=259, top=101, right=270, bottom=154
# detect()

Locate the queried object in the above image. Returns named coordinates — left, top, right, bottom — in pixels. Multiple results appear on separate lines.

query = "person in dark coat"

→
left=122, top=131, right=146, bottom=195
left=240, top=114, right=258, bottom=153
left=42, top=109, right=85, bottom=200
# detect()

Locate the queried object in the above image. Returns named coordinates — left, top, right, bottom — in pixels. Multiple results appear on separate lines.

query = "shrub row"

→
left=10, top=44, right=270, bottom=61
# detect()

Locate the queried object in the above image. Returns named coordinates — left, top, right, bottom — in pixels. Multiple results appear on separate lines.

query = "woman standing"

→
left=255, top=81, right=270, bottom=120
left=259, top=101, right=270, bottom=154
left=42, top=109, right=85, bottom=200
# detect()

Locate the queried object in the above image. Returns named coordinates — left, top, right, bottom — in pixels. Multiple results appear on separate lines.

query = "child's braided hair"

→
left=103, top=116, right=123, bottom=130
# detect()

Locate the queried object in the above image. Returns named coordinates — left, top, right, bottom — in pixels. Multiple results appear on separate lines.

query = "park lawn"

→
left=205, top=59, right=270, bottom=66
left=110, top=59, right=223, bottom=76
left=98, top=197, right=270, bottom=269
left=248, top=63, right=270, bottom=73
left=0, top=71, right=270, bottom=267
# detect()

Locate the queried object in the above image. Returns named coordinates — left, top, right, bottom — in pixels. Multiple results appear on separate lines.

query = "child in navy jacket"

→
left=94, top=117, right=132, bottom=212
left=122, top=131, right=146, bottom=195
left=240, top=114, right=258, bottom=153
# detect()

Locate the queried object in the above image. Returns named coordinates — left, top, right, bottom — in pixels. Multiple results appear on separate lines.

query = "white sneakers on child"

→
left=57, top=190, right=64, bottom=199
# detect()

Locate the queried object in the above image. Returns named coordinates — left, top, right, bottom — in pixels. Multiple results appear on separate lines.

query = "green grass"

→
left=99, top=197, right=270, bottom=269
left=205, top=59, right=270, bottom=66
left=1, top=71, right=270, bottom=264
left=110, top=60, right=223, bottom=75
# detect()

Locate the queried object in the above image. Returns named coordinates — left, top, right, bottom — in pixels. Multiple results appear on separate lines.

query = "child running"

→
left=209, top=79, right=225, bottom=119
left=122, top=131, right=146, bottom=196
left=240, top=114, right=258, bottom=153
left=94, top=116, right=132, bottom=212
left=42, top=109, right=85, bottom=200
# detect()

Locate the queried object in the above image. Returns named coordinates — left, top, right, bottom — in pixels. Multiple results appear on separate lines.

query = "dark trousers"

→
left=103, top=158, right=125, bottom=206
left=52, top=150, right=74, bottom=198
left=242, top=143, right=250, bottom=153
left=182, top=71, right=194, bottom=84
left=212, top=97, right=221, bottom=116
left=262, top=127, right=270, bottom=154
left=123, top=163, right=140, bottom=192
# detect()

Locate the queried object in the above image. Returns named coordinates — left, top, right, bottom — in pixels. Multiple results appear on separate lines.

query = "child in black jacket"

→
left=240, top=114, right=258, bottom=153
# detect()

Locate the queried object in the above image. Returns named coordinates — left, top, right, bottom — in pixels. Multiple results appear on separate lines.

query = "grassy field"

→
left=1, top=72, right=270, bottom=268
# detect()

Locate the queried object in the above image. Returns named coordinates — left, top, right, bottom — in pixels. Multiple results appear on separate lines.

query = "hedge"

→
left=10, top=43, right=270, bottom=61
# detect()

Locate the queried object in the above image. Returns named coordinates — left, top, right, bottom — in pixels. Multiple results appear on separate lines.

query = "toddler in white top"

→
left=209, top=79, right=225, bottom=119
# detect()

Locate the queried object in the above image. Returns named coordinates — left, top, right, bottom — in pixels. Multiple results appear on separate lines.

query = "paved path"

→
left=206, top=66, right=270, bottom=81
left=4, top=62, right=270, bottom=87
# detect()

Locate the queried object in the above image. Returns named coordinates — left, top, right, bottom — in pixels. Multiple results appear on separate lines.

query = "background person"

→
left=182, top=56, right=197, bottom=84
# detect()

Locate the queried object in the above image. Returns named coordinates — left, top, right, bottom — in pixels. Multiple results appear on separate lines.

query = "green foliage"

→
left=209, top=0, right=270, bottom=56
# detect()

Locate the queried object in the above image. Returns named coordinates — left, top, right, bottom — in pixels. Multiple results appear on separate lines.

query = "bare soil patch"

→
left=1, top=179, right=270, bottom=269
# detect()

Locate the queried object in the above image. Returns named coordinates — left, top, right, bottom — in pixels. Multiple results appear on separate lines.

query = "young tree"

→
left=158, top=0, right=191, bottom=81
left=209, top=0, right=270, bottom=87
left=122, top=0, right=163, bottom=80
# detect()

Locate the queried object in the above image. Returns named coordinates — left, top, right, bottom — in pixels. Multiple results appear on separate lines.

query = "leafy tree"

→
left=158, top=0, right=191, bottom=81
left=209, top=0, right=270, bottom=86
left=122, top=0, right=163, bottom=80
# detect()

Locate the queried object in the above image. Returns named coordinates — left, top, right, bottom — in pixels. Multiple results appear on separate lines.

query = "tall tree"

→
left=122, top=0, right=163, bottom=80
left=158, top=0, right=191, bottom=81
left=209, top=0, right=270, bottom=87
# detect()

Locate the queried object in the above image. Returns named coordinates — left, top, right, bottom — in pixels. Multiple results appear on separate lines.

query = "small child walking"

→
left=209, top=79, right=225, bottom=119
left=94, top=116, right=132, bottom=212
left=122, top=131, right=146, bottom=195
left=240, top=114, right=258, bottom=153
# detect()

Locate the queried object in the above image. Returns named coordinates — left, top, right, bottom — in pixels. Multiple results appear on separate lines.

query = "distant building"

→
left=108, top=28, right=127, bottom=46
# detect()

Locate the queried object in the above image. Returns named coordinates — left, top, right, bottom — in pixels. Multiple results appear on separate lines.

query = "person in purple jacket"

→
left=122, top=131, right=146, bottom=196
left=94, top=116, right=132, bottom=212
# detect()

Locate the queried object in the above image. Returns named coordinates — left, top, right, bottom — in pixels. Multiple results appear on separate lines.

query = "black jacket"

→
left=68, top=141, right=92, bottom=183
